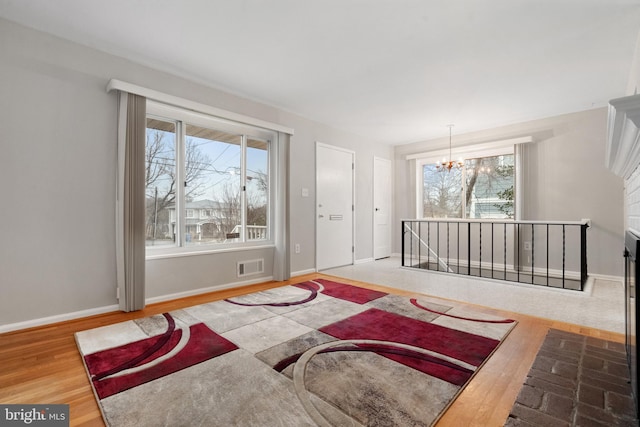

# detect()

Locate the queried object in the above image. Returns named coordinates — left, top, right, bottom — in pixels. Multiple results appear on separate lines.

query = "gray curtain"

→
left=273, top=132, right=290, bottom=281
left=116, top=92, right=146, bottom=311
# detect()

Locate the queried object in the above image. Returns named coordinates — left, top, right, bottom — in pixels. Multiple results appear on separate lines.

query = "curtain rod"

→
left=107, top=79, right=294, bottom=135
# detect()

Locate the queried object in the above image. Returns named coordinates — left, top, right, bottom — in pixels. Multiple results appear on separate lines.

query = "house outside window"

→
left=145, top=101, right=273, bottom=252
left=419, top=151, right=515, bottom=220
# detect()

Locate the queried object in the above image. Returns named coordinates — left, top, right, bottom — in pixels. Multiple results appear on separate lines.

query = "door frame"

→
left=315, top=142, right=355, bottom=270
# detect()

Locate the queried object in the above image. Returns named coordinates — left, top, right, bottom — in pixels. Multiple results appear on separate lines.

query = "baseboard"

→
left=1, top=276, right=279, bottom=334
left=145, top=275, right=275, bottom=305
left=0, top=304, right=120, bottom=335
left=588, top=273, right=623, bottom=283
left=291, top=268, right=317, bottom=277
left=355, top=258, right=374, bottom=265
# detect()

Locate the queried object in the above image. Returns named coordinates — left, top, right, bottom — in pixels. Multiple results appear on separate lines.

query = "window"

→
left=145, top=101, right=273, bottom=251
left=420, top=152, right=515, bottom=219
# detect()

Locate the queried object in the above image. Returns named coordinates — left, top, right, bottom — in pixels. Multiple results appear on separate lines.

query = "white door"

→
left=316, top=143, right=354, bottom=270
left=373, top=157, right=392, bottom=259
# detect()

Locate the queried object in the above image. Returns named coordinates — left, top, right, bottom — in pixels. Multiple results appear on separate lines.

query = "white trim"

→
left=588, top=273, right=623, bottom=283
left=107, top=79, right=294, bottom=135
left=0, top=305, right=120, bottom=334
left=355, top=258, right=375, bottom=264
left=1, top=275, right=283, bottom=334
left=291, top=268, right=318, bottom=277
left=315, top=141, right=356, bottom=155
left=406, top=136, right=533, bottom=162
left=145, top=276, right=274, bottom=305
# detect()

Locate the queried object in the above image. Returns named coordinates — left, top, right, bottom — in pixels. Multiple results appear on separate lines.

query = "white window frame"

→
left=409, top=137, right=530, bottom=220
left=146, top=100, right=277, bottom=258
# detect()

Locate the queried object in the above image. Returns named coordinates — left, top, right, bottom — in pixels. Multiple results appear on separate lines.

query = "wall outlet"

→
left=524, top=241, right=531, bottom=251
left=295, top=243, right=301, bottom=254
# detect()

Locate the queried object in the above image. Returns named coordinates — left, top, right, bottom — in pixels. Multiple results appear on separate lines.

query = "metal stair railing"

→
left=403, top=222, right=453, bottom=273
left=401, top=218, right=590, bottom=291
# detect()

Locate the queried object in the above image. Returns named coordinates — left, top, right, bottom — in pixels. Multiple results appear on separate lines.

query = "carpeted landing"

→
left=505, top=329, right=639, bottom=426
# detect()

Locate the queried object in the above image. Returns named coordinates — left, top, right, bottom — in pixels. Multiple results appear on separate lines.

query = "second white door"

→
left=373, top=157, right=392, bottom=259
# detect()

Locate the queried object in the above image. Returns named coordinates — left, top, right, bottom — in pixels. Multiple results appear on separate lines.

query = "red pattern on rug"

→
left=410, top=298, right=516, bottom=324
left=296, top=278, right=388, bottom=304
left=84, top=322, right=237, bottom=399
left=319, top=308, right=500, bottom=386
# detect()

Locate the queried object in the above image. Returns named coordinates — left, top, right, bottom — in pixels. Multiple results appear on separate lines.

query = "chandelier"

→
left=436, top=124, right=464, bottom=172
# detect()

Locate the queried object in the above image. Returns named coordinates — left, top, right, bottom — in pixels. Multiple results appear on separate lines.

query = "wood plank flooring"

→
left=0, top=273, right=625, bottom=426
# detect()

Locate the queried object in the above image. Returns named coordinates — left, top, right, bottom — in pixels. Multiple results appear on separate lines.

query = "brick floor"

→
left=504, top=329, right=639, bottom=426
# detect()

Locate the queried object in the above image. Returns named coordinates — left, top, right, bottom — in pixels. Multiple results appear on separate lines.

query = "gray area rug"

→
left=76, top=278, right=516, bottom=426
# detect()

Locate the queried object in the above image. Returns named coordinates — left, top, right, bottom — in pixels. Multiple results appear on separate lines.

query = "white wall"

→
left=285, top=115, right=393, bottom=273
left=626, top=29, right=640, bottom=95
left=394, top=108, right=624, bottom=277
left=0, top=18, right=392, bottom=328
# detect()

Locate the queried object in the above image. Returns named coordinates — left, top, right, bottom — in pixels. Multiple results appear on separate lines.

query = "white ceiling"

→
left=1, top=0, right=639, bottom=144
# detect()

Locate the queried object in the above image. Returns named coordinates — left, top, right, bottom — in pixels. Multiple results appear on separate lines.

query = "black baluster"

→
left=531, top=223, right=535, bottom=284
left=562, top=225, right=566, bottom=289
left=546, top=224, right=550, bottom=287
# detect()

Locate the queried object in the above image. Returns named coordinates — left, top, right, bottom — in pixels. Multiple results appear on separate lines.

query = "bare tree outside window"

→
left=247, top=170, right=268, bottom=228
left=144, top=119, right=211, bottom=246
left=422, top=154, right=514, bottom=219
left=146, top=119, right=271, bottom=247
left=465, top=155, right=514, bottom=219
left=423, top=164, right=462, bottom=218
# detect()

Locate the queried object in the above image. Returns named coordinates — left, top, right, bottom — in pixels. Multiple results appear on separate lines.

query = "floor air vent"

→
left=237, top=259, right=264, bottom=277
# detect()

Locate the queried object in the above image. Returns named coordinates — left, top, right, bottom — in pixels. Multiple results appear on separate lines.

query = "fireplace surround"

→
left=608, top=92, right=640, bottom=417
left=625, top=230, right=640, bottom=416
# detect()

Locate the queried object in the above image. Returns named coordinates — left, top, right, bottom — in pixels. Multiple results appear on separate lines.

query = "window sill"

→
left=146, top=243, right=275, bottom=261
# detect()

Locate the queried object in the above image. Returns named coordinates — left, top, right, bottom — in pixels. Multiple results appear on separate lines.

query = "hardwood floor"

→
left=0, top=273, right=625, bottom=426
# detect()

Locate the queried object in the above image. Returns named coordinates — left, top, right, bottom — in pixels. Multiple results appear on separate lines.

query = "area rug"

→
left=76, top=278, right=516, bottom=426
